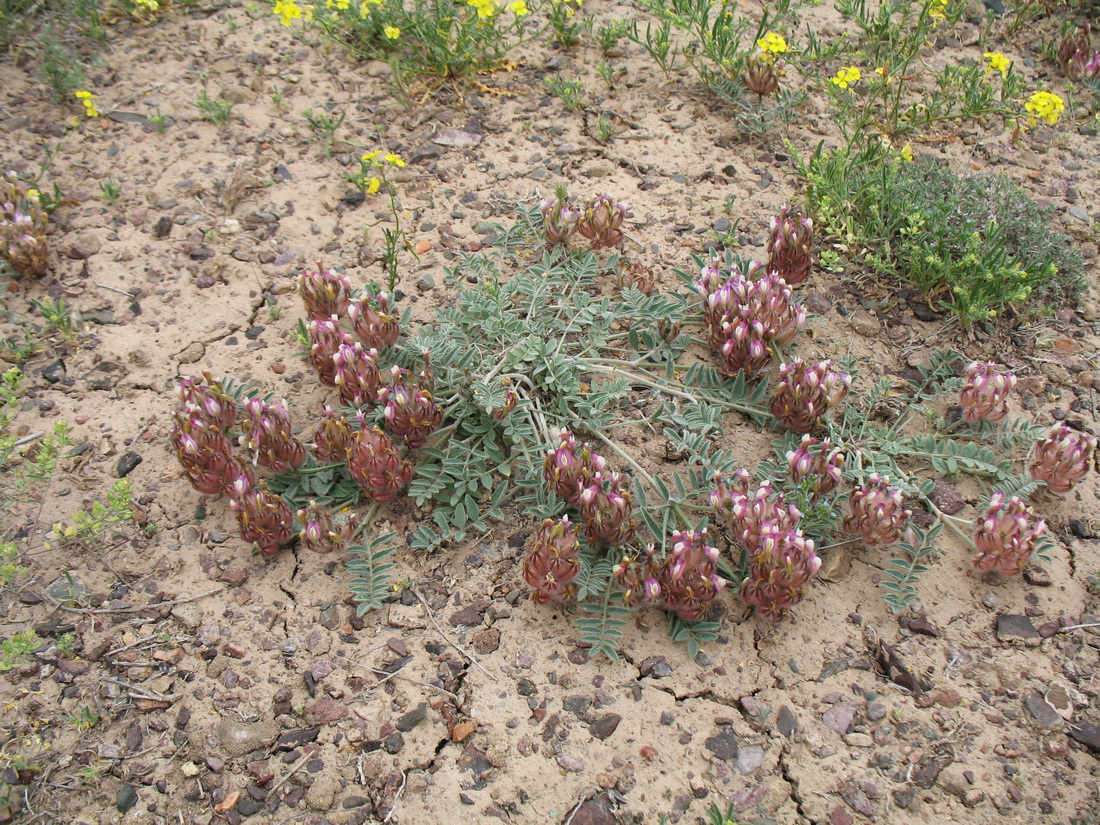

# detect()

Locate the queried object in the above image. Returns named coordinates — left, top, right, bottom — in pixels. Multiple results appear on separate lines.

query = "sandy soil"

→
left=1, top=1, right=1100, bottom=823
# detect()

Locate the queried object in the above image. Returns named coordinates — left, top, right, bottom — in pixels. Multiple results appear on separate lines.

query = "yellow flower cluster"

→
left=756, top=32, right=788, bottom=58
left=1025, top=90, right=1065, bottom=126
left=831, top=66, right=861, bottom=89
left=384, top=24, right=400, bottom=38
left=467, top=0, right=497, bottom=19
left=325, top=0, right=350, bottom=8
left=508, top=0, right=528, bottom=14
left=358, top=0, right=381, bottom=16
left=135, top=0, right=160, bottom=11
left=273, top=0, right=303, bottom=25
left=74, top=90, right=99, bottom=118
left=928, top=0, right=947, bottom=22
left=984, top=51, right=1010, bottom=79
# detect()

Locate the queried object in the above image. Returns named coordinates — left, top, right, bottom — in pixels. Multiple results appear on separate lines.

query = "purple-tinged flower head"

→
left=543, top=431, right=605, bottom=507
left=658, top=529, right=725, bottom=621
left=346, top=425, right=412, bottom=503
left=540, top=198, right=581, bottom=246
left=974, top=491, right=1047, bottom=576
left=228, top=477, right=294, bottom=557
left=312, top=405, right=353, bottom=463
left=523, top=517, right=581, bottom=604
left=1058, top=31, right=1100, bottom=80
left=0, top=171, right=49, bottom=278
left=577, top=470, right=637, bottom=547
left=577, top=194, right=629, bottom=250
left=1028, top=424, right=1097, bottom=494
left=333, top=342, right=382, bottom=409
left=842, top=473, right=911, bottom=546
left=612, top=544, right=661, bottom=606
left=349, top=292, right=400, bottom=350
left=786, top=434, right=845, bottom=500
left=490, top=378, right=519, bottom=421
left=622, top=260, right=658, bottom=295
left=240, top=397, right=306, bottom=473
left=770, top=360, right=851, bottom=433
left=378, top=366, right=443, bottom=449
left=176, top=373, right=237, bottom=431
left=739, top=525, right=820, bottom=622
left=711, top=471, right=801, bottom=555
left=767, top=205, right=813, bottom=285
left=298, top=265, right=352, bottom=321
left=297, top=501, right=357, bottom=554
left=960, top=361, right=1016, bottom=424
left=696, top=265, right=805, bottom=377
left=307, top=316, right=353, bottom=387
left=172, top=406, right=251, bottom=495
left=744, top=49, right=782, bottom=96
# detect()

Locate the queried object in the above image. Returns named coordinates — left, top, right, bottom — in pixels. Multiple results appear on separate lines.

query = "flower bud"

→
left=312, top=405, right=354, bottom=463
left=176, top=373, right=236, bottom=431
left=523, top=517, right=581, bottom=604
left=333, top=342, right=382, bottom=409
left=770, top=360, right=851, bottom=432
left=228, top=477, right=294, bottom=557
left=842, top=473, right=910, bottom=546
left=299, top=265, right=352, bottom=320
left=744, top=49, right=781, bottom=96
left=1028, top=424, right=1097, bottom=494
left=378, top=366, right=444, bottom=449
left=347, top=426, right=412, bottom=503
left=658, top=529, right=725, bottom=620
left=577, top=194, right=628, bottom=250
left=239, top=398, right=306, bottom=473
left=786, top=434, right=845, bottom=499
left=297, top=501, right=357, bottom=554
left=577, top=470, right=636, bottom=547
left=767, top=205, right=813, bottom=285
left=973, top=492, right=1046, bottom=576
left=349, top=292, right=400, bottom=350
left=960, top=361, right=1016, bottom=423
left=308, top=316, right=353, bottom=387
left=540, top=198, right=581, bottom=246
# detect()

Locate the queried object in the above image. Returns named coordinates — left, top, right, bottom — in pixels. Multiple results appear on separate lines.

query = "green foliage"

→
left=195, top=89, right=234, bottom=125
left=268, top=461, right=362, bottom=511
left=57, top=479, right=133, bottom=540
left=544, top=76, right=585, bottom=111
left=59, top=705, right=99, bottom=730
left=798, top=148, right=1084, bottom=326
left=667, top=613, right=720, bottom=659
left=98, top=177, right=121, bottom=204
left=348, top=532, right=398, bottom=613
left=37, top=27, right=86, bottom=101
left=302, top=108, right=345, bottom=155
left=302, top=0, right=541, bottom=86
left=881, top=522, right=941, bottom=613
left=31, top=296, right=76, bottom=341
left=0, top=628, right=41, bottom=671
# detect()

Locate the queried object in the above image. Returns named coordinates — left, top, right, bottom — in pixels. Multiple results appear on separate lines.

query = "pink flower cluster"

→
left=973, top=492, right=1047, bottom=576
left=543, top=431, right=636, bottom=547
left=0, top=171, right=49, bottom=277
left=769, top=360, right=851, bottom=433
left=539, top=194, right=629, bottom=249
left=711, top=470, right=820, bottom=622
left=612, top=530, right=726, bottom=620
left=842, top=473, right=911, bottom=547
left=959, top=361, right=1016, bottom=424
left=697, top=261, right=806, bottom=377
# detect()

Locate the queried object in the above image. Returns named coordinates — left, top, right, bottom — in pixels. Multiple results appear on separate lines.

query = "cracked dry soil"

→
left=2, top=2, right=1100, bottom=824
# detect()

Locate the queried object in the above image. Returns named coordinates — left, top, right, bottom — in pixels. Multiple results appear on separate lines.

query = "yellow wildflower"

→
left=508, top=0, right=528, bottom=14
left=273, top=0, right=302, bottom=25
left=928, top=0, right=947, bottom=22
left=983, top=52, right=1010, bottom=79
left=830, top=66, right=861, bottom=90
left=362, top=150, right=383, bottom=163
left=366, top=177, right=380, bottom=194
left=74, top=90, right=99, bottom=118
left=900, top=143, right=913, bottom=162
left=756, top=32, right=788, bottom=58
left=135, top=0, right=160, bottom=10
left=467, top=0, right=496, bottom=18
left=26, top=189, right=39, bottom=200
left=384, top=152, right=406, bottom=167
left=358, top=0, right=381, bottom=16
left=1025, top=90, right=1065, bottom=126
left=384, top=24, right=400, bottom=38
